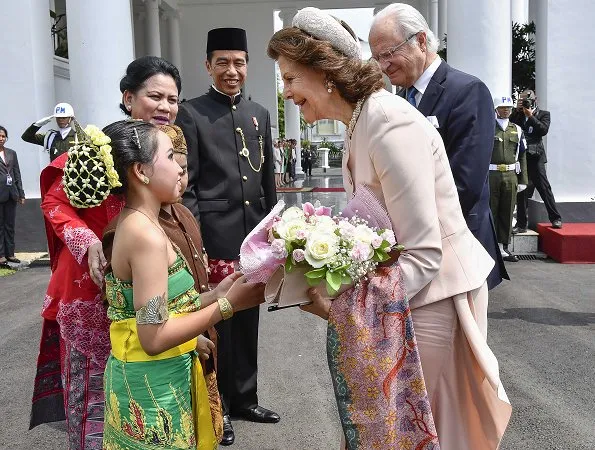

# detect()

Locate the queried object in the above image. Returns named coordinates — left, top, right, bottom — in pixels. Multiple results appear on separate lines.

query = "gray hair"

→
left=373, top=3, right=440, bottom=54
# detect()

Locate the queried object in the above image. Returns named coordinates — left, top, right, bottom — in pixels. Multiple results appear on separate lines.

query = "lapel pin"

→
left=252, top=117, right=259, bottom=131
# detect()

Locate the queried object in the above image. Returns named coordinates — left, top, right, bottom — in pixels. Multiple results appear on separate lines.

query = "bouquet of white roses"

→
left=270, top=201, right=401, bottom=295
left=239, top=186, right=403, bottom=306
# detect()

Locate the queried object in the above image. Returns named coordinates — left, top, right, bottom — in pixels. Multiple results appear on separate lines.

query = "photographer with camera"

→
left=511, top=89, right=562, bottom=233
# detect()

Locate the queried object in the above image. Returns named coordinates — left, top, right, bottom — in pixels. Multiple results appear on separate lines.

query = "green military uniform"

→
left=21, top=124, right=76, bottom=162
left=489, top=121, right=528, bottom=245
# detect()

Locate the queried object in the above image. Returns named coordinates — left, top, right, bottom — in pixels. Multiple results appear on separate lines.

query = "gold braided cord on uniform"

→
left=62, top=120, right=122, bottom=208
left=235, top=127, right=264, bottom=172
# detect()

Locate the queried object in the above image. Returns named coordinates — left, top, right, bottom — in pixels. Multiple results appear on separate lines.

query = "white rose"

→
left=304, top=231, right=339, bottom=268
left=276, top=218, right=310, bottom=242
left=310, top=214, right=336, bottom=232
left=381, top=230, right=397, bottom=246
left=354, top=224, right=376, bottom=245
left=281, top=206, right=305, bottom=222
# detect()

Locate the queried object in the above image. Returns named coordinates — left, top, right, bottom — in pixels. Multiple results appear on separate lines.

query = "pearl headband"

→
left=292, top=7, right=362, bottom=60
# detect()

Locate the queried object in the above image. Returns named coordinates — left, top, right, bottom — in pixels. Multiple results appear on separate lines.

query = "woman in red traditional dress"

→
left=29, top=56, right=182, bottom=450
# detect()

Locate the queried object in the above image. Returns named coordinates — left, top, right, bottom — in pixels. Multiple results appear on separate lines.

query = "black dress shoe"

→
left=552, top=220, right=563, bottom=229
left=6, top=256, right=20, bottom=264
left=503, top=254, right=519, bottom=262
left=220, top=415, right=235, bottom=446
left=234, top=406, right=280, bottom=423
left=512, top=227, right=527, bottom=234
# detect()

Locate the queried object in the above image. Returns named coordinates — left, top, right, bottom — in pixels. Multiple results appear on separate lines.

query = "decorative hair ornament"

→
left=157, top=124, right=187, bottom=155
left=132, top=128, right=142, bottom=151
left=292, top=7, right=362, bottom=60
left=62, top=120, right=122, bottom=208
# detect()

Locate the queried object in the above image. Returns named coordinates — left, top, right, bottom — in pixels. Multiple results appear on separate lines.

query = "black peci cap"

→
left=206, top=28, right=248, bottom=54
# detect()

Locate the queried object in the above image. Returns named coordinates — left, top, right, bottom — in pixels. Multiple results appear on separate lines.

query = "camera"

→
left=521, top=99, right=534, bottom=109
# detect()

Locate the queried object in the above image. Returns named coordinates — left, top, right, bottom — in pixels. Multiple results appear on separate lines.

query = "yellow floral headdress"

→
left=63, top=120, right=122, bottom=208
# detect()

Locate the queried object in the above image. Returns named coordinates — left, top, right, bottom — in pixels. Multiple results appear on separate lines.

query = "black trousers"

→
left=215, top=304, right=260, bottom=415
left=303, top=159, right=312, bottom=176
left=516, top=153, right=562, bottom=228
left=0, top=199, right=17, bottom=258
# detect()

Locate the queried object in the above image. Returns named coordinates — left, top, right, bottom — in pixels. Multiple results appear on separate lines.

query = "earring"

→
left=327, top=87, right=333, bottom=93
left=326, top=81, right=335, bottom=94
left=142, top=176, right=150, bottom=185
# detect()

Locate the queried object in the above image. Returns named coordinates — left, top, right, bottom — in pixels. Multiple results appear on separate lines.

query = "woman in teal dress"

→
left=70, top=120, right=265, bottom=449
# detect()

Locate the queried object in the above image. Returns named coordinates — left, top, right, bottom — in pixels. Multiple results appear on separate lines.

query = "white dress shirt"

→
left=412, top=56, right=443, bottom=105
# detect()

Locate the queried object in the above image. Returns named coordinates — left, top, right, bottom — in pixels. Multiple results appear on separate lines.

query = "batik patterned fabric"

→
left=207, top=258, right=235, bottom=284
left=103, top=252, right=217, bottom=450
left=30, top=153, right=125, bottom=448
left=327, top=264, right=440, bottom=450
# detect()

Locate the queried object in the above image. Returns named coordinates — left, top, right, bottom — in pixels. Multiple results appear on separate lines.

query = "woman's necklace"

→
left=124, top=206, right=165, bottom=236
left=347, top=97, right=367, bottom=139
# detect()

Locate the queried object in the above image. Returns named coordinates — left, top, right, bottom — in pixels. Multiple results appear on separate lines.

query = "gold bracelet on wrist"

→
left=217, top=297, right=234, bottom=320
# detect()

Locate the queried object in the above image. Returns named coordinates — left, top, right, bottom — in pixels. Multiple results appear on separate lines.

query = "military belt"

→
left=489, top=163, right=516, bottom=172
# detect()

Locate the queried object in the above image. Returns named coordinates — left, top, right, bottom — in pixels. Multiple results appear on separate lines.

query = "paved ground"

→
left=1, top=172, right=594, bottom=449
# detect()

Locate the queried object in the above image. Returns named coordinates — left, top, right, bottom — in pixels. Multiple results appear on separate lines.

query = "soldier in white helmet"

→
left=21, top=102, right=76, bottom=162
left=490, top=95, right=528, bottom=262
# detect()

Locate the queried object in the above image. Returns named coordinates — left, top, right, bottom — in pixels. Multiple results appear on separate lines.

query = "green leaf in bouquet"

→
left=285, top=258, right=294, bottom=273
left=341, top=273, right=353, bottom=285
left=325, top=280, right=339, bottom=296
left=374, top=249, right=391, bottom=262
left=326, top=270, right=342, bottom=292
left=307, top=276, right=323, bottom=287
left=305, top=268, right=326, bottom=279
left=395, top=244, right=405, bottom=252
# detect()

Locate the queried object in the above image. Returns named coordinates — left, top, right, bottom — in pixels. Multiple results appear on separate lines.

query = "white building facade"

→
left=2, top=0, right=594, bottom=250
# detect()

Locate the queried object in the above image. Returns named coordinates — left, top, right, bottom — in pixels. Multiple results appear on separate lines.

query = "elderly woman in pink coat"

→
left=268, top=7, right=511, bottom=450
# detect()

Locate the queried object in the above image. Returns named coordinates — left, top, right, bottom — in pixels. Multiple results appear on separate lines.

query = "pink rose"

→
left=271, top=239, right=288, bottom=259
left=292, top=249, right=305, bottom=263
left=351, top=241, right=373, bottom=262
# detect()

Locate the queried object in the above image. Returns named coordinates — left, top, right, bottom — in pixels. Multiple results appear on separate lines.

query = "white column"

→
left=0, top=0, right=56, bottom=197
left=66, top=0, right=134, bottom=126
left=438, top=0, right=447, bottom=48
left=133, top=10, right=146, bottom=58
left=1, top=0, right=55, bottom=197
left=447, top=0, right=512, bottom=98
left=533, top=0, right=595, bottom=204
left=429, top=0, right=439, bottom=38
left=167, top=10, right=182, bottom=71
left=144, top=0, right=161, bottom=56
left=278, top=8, right=303, bottom=177
left=512, top=0, right=529, bottom=25
left=416, top=0, right=430, bottom=22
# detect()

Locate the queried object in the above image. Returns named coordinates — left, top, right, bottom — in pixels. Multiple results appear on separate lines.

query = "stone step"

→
left=510, top=229, right=539, bottom=254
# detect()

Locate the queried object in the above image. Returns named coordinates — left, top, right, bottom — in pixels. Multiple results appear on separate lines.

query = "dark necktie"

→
left=407, top=86, right=418, bottom=108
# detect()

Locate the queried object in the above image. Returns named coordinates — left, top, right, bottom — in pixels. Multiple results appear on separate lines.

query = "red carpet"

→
left=277, top=187, right=314, bottom=193
left=312, top=187, right=345, bottom=192
left=537, top=223, right=595, bottom=263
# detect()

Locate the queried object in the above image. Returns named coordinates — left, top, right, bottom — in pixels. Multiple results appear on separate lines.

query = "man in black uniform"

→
left=176, top=27, right=278, bottom=446
left=511, top=89, right=562, bottom=232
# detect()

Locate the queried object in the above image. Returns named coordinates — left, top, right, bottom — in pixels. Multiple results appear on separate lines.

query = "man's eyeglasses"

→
left=372, top=33, right=419, bottom=63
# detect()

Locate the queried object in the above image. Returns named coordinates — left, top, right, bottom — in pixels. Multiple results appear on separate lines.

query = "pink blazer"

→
left=343, top=90, right=494, bottom=309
